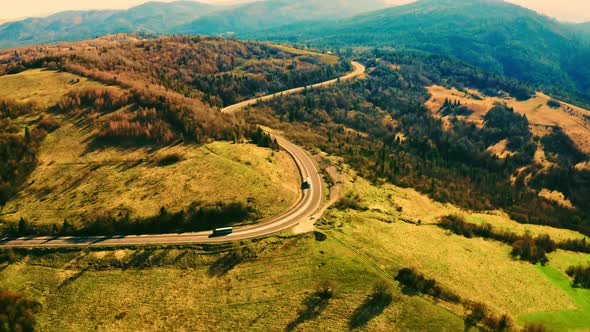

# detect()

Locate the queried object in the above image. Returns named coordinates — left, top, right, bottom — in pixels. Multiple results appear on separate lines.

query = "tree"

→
left=0, top=290, right=41, bottom=332
left=24, top=127, right=30, bottom=144
left=18, top=217, right=28, bottom=235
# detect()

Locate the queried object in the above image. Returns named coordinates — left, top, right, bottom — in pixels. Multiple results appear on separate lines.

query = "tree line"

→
left=4, top=201, right=257, bottom=237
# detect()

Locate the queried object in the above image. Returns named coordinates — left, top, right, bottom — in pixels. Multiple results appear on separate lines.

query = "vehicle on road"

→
left=212, top=227, right=233, bottom=237
left=302, top=177, right=312, bottom=190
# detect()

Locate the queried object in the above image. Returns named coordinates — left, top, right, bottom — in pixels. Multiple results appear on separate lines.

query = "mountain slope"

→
left=575, top=22, right=590, bottom=37
left=255, top=0, right=590, bottom=96
left=170, top=0, right=390, bottom=35
left=0, top=1, right=218, bottom=48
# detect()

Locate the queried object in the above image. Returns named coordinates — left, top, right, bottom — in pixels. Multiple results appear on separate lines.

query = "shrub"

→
left=523, top=323, right=550, bottom=332
left=465, top=302, right=487, bottom=326
left=349, top=280, right=394, bottom=329
left=335, top=192, right=368, bottom=211
left=547, top=99, right=561, bottom=109
left=313, top=231, right=327, bottom=242
left=485, top=314, right=513, bottom=332
left=511, top=235, right=553, bottom=265
left=566, top=264, right=590, bottom=288
left=559, top=238, right=590, bottom=253
left=315, top=280, right=336, bottom=299
left=371, top=280, right=393, bottom=304
left=157, top=153, right=184, bottom=166
left=394, top=267, right=460, bottom=303
left=36, top=119, right=60, bottom=133
left=0, top=290, right=41, bottom=332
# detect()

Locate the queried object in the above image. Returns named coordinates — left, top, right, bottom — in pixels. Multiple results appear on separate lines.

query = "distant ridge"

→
left=0, top=0, right=390, bottom=48
left=175, top=0, right=390, bottom=36
left=0, top=1, right=218, bottom=48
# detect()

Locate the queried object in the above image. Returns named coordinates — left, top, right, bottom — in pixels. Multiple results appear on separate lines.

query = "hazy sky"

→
left=1, top=0, right=589, bottom=23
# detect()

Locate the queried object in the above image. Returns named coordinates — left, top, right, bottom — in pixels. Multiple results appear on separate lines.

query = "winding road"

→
left=0, top=61, right=365, bottom=248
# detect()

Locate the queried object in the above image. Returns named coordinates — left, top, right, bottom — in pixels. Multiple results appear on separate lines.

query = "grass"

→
left=519, top=265, right=590, bottom=331
left=269, top=44, right=340, bottom=64
left=0, top=69, right=108, bottom=109
left=3, top=126, right=300, bottom=227
left=0, top=234, right=464, bottom=331
left=3, top=158, right=590, bottom=330
left=315, top=160, right=590, bottom=328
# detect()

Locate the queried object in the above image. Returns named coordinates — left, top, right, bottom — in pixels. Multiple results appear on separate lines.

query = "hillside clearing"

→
left=0, top=69, right=110, bottom=109
left=268, top=44, right=339, bottom=64
left=426, top=85, right=590, bottom=155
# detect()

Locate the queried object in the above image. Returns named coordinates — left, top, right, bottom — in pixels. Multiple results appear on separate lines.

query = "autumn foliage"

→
left=0, top=290, right=41, bottom=332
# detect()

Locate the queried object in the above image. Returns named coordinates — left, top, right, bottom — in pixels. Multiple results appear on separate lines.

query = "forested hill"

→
left=174, top=0, right=390, bottom=36
left=0, top=0, right=390, bottom=49
left=0, top=1, right=219, bottom=49
left=576, top=22, right=590, bottom=36
left=253, top=0, right=590, bottom=97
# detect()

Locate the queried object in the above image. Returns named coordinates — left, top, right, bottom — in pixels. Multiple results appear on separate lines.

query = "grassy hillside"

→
left=0, top=36, right=346, bottom=236
left=323, top=163, right=590, bottom=331
left=0, top=68, right=106, bottom=108
left=255, top=0, right=590, bottom=97
left=2, top=158, right=589, bottom=330
left=425, top=85, right=590, bottom=156
left=0, top=69, right=300, bottom=232
left=0, top=234, right=465, bottom=331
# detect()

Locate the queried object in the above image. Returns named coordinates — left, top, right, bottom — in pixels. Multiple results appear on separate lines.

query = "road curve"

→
left=0, top=61, right=365, bottom=248
left=221, top=61, right=365, bottom=115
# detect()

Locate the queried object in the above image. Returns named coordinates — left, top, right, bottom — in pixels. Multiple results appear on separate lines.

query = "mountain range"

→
left=1, top=0, right=590, bottom=97
left=174, top=0, right=390, bottom=36
left=0, top=2, right=217, bottom=48
left=0, top=0, right=389, bottom=48
left=252, top=0, right=590, bottom=96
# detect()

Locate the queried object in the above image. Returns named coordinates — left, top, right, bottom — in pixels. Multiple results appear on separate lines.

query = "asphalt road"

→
left=0, top=61, right=365, bottom=248
left=221, top=61, right=365, bottom=115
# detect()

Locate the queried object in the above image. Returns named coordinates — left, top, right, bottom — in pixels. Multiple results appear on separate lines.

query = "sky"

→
left=1, top=0, right=589, bottom=23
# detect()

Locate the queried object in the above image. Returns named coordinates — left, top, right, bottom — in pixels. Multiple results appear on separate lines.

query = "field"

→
left=0, top=68, right=108, bottom=109
left=0, top=234, right=464, bottom=331
left=268, top=44, right=340, bottom=64
left=313, top=160, right=590, bottom=329
left=425, top=85, right=590, bottom=155
left=0, top=69, right=300, bottom=229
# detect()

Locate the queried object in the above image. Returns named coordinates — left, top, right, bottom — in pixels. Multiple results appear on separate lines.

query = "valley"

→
left=2, top=1, right=590, bottom=331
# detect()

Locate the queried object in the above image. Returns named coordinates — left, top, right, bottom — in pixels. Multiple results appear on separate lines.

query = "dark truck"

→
left=301, top=177, right=312, bottom=190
